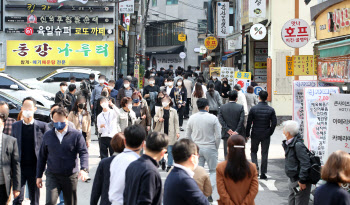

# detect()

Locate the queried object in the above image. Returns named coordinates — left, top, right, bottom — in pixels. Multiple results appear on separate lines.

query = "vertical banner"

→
left=234, top=72, right=251, bottom=93
left=292, top=81, right=318, bottom=138
left=286, top=56, right=294, bottom=76
left=304, top=87, right=339, bottom=164
left=119, top=0, right=134, bottom=14
left=217, top=2, right=229, bottom=38
left=249, top=0, right=266, bottom=19
left=326, top=94, right=350, bottom=161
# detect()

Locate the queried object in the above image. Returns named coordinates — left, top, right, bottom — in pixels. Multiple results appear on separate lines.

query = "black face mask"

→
left=101, top=91, right=108, bottom=97
left=78, top=103, right=85, bottom=109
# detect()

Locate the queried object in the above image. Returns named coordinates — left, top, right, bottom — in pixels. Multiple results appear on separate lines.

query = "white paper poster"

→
left=249, top=0, right=266, bottom=19
left=219, top=67, right=237, bottom=88
left=119, top=0, right=134, bottom=14
left=304, top=87, right=339, bottom=164
left=326, top=94, right=350, bottom=161
left=217, top=2, right=230, bottom=38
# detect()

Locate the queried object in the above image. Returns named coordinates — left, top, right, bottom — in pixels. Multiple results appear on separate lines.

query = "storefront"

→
left=146, top=45, right=185, bottom=70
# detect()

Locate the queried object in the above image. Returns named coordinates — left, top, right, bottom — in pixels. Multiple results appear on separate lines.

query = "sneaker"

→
left=208, top=196, right=213, bottom=202
left=161, top=161, right=166, bottom=171
left=180, top=127, right=185, bottom=131
left=260, top=174, right=267, bottom=180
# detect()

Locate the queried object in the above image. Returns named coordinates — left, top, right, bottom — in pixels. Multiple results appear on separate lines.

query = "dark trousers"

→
left=100, top=137, right=113, bottom=159
left=223, top=138, right=228, bottom=158
left=251, top=137, right=271, bottom=174
left=45, top=172, right=78, bottom=205
left=177, top=106, right=185, bottom=127
left=0, top=184, right=8, bottom=205
left=13, top=166, right=39, bottom=205
left=185, top=98, right=191, bottom=117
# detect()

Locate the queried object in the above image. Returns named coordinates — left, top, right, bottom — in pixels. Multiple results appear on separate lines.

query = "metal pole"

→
left=295, top=0, right=299, bottom=80
left=115, top=1, right=119, bottom=80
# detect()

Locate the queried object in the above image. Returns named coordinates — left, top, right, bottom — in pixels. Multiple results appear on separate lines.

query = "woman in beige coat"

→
left=154, top=95, right=180, bottom=172
left=68, top=96, right=91, bottom=147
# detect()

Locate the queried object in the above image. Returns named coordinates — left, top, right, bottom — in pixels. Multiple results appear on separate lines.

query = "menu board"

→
left=304, top=87, right=339, bottom=164
left=293, top=55, right=314, bottom=76
left=219, top=67, right=237, bottom=88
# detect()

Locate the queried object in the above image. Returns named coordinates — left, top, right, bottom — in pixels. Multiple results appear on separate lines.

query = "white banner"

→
left=217, top=2, right=230, bottom=38
left=150, top=54, right=184, bottom=71
left=220, top=67, right=237, bottom=88
left=249, top=0, right=266, bottom=19
left=304, top=87, right=339, bottom=164
left=119, top=0, right=134, bottom=14
left=227, top=35, right=242, bottom=50
left=326, top=94, right=350, bottom=162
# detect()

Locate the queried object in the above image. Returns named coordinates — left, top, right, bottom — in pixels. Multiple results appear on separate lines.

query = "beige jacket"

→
left=116, top=107, right=142, bottom=132
left=68, top=111, right=91, bottom=142
left=194, top=166, right=213, bottom=197
left=154, top=107, right=180, bottom=145
left=191, top=94, right=206, bottom=115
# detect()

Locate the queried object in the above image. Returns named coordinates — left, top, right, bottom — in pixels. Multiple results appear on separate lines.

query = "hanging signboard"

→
left=220, top=67, right=237, bottom=88
left=217, top=2, right=229, bottom=38
left=293, top=55, right=315, bottom=76
left=204, top=36, right=218, bottom=50
left=255, top=76, right=267, bottom=83
left=254, top=55, right=268, bottom=62
left=250, top=23, right=267, bottom=40
left=255, top=69, right=267, bottom=76
left=178, top=34, right=187, bottom=42
left=326, top=93, right=350, bottom=161
left=7, top=40, right=115, bottom=67
left=199, top=46, right=207, bottom=54
left=234, top=72, right=251, bottom=93
left=281, top=19, right=311, bottom=48
left=304, top=87, right=340, bottom=164
left=254, top=62, right=267, bottom=68
left=286, top=56, right=294, bottom=76
left=5, top=4, right=113, bottom=12
left=119, top=0, right=134, bottom=14
left=249, top=0, right=266, bottom=19
left=5, top=16, right=113, bottom=24
left=209, top=67, right=222, bottom=79
left=5, top=27, right=113, bottom=36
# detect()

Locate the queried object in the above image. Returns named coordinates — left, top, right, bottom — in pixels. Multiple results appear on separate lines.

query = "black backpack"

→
left=305, top=148, right=321, bottom=184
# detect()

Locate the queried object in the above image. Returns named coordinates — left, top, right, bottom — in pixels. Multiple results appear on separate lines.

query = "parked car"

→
left=21, top=67, right=101, bottom=94
left=0, top=91, right=51, bottom=122
left=0, top=72, right=55, bottom=108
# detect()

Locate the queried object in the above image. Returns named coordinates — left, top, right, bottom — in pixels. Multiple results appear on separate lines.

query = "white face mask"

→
left=90, top=79, right=94, bottom=83
left=99, top=79, right=105, bottom=84
left=124, top=84, right=130, bottom=88
left=101, top=102, right=109, bottom=109
left=149, top=81, right=155, bottom=85
left=164, top=82, right=168, bottom=86
left=162, top=102, right=169, bottom=108
left=177, top=82, right=182, bottom=86
left=23, top=110, right=34, bottom=118
left=168, top=82, right=173, bottom=87
left=127, top=104, right=133, bottom=110
left=108, top=86, right=113, bottom=90
left=61, top=86, right=67, bottom=92
left=212, top=76, right=217, bottom=79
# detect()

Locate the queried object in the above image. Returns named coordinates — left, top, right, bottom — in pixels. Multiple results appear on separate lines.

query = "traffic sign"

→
left=250, top=24, right=267, bottom=40
left=204, top=36, right=218, bottom=50
left=281, top=19, right=311, bottom=48
left=179, top=52, right=186, bottom=59
left=178, top=33, right=187, bottom=42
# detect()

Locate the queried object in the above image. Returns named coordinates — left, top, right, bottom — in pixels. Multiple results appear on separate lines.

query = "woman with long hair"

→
left=216, top=135, right=258, bottom=205
left=191, top=82, right=206, bottom=114
left=221, top=78, right=231, bottom=104
left=131, top=91, right=151, bottom=133
left=68, top=96, right=91, bottom=147
left=169, top=78, right=187, bottom=131
left=245, top=86, right=258, bottom=112
left=314, top=150, right=350, bottom=205
left=206, top=83, right=222, bottom=116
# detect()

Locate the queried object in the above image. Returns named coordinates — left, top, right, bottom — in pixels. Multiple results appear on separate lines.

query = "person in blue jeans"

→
left=57, top=192, right=64, bottom=205
left=154, top=95, right=180, bottom=172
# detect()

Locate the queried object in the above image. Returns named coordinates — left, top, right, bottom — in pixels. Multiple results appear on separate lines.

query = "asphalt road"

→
left=16, top=120, right=314, bottom=205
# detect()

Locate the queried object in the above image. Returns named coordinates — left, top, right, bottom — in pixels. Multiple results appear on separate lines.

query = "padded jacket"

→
left=246, top=102, right=277, bottom=139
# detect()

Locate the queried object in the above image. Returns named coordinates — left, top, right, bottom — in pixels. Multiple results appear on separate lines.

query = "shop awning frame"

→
left=222, top=51, right=240, bottom=61
left=318, top=39, right=350, bottom=58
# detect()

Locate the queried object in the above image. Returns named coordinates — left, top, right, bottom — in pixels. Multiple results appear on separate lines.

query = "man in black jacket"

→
left=207, top=72, right=221, bottom=93
left=246, top=91, right=277, bottom=180
left=218, top=91, right=245, bottom=157
left=124, top=132, right=168, bottom=205
left=282, top=120, right=311, bottom=205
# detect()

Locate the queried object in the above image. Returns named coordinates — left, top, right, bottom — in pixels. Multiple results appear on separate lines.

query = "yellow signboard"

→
left=204, top=36, right=218, bottom=50
left=293, top=55, right=314, bottom=76
left=234, top=71, right=251, bottom=80
left=286, top=56, right=294, bottom=76
left=254, top=62, right=267, bottom=69
left=7, top=40, right=115, bottom=67
left=210, top=67, right=221, bottom=77
left=314, top=55, right=318, bottom=75
left=178, top=34, right=187, bottom=42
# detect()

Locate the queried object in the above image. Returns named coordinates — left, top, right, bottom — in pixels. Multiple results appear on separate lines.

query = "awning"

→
left=222, top=51, right=240, bottom=61
left=318, top=39, right=350, bottom=58
left=145, top=45, right=184, bottom=55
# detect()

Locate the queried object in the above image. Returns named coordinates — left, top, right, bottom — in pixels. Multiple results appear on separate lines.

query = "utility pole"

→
left=295, top=0, right=299, bottom=80
left=127, top=0, right=140, bottom=75
left=114, top=1, right=119, bottom=80
left=140, top=0, right=150, bottom=68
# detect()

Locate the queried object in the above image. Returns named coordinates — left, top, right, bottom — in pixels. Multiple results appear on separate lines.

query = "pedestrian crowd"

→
left=0, top=65, right=349, bottom=205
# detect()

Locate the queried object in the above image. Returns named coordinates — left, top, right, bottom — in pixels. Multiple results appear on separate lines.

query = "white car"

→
left=0, top=73, right=55, bottom=108
left=22, top=67, right=101, bottom=94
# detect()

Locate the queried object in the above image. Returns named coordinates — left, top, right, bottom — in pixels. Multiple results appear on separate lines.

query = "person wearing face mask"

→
left=48, top=104, right=76, bottom=130
left=114, top=97, right=141, bottom=132
left=165, top=77, right=174, bottom=96
left=66, top=84, right=77, bottom=112
left=87, top=73, right=99, bottom=92
left=116, top=79, right=136, bottom=108
left=123, top=132, right=169, bottom=205
left=108, top=80, right=119, bottom=101
left=68, top=76, right=81, bottom=96
left=154, top=92, right=166, bottom=118
left=95, top=87, right=116, bottom=135
left=55, top=82, right=71, bottom=109
left=0, top=113, right=21, bottom=205
left=186, top=98, right=221, bottom=202
left=154, top=95, right=180, bottom=172
left=163, top=139, right=209, bottom=205
left=11, top=97, right=49, bottom=205
left=170, top=78, right=187, bottom=131
left=68, top=96, right=91, bottom=148
left=221, top=78, right=231, bottom=104
left=207, top=72, right=222, bottom=93
left=131, top=92, right=151, bottom=134
left=0, top=101, right=16, bottom=136
left=97, top=98, right=121, bottom=159
left=143, top=77, right=160, bottom=117
left=90, top=75, right=106, bottom=127
left=36, top=107, right=89, bottom=205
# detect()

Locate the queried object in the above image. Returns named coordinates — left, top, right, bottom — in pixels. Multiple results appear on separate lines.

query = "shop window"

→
left=166, top=0, right=178, bottom=5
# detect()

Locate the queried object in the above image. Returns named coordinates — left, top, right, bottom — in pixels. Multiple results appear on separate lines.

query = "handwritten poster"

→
left=304, top=87, right=339, bottom=164
left=326, top=94, right=350, bottom=161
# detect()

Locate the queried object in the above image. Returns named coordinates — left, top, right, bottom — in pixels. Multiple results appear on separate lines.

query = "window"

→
left=198, top=19, right=207, bottom=34
left=72, top=73, right=90, bottom=82
left=166, top=0, right=178, bottom=5
left=51, top=72, right=70, bottom=82
left=146, top=21, right=185, bottom=47
left=152, top=0, right=157, bottom=6
left=0, top=77, right=15, bottom=89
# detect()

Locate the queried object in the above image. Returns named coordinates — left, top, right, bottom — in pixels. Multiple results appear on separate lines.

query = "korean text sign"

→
left=326, top=94, right=350, bottom=162
left=293, top=55, right=315, bottom=76
left=119, top=0, right=134, bottom=14
left=304, top=87, right=339, bottom=164
left=234, top=72, right=251, bottom=93
left=249, top=0, right=266, bottom=19
left=281, top=19, right=311, bottom=48
left=217, top=2, right=229, bottom=38
left=7, top=40, right=114, bottom=67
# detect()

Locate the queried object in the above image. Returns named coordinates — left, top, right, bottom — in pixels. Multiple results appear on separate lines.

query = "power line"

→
left=148, top=15, right=201, bottom=31
left=178, top=0, right=205, bottom=10
left=148, top=8, right=206, bottom=27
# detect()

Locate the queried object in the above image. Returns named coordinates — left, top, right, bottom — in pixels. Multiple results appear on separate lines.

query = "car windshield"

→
left=37, top=70, right=57, bottom=81
left=9, top=75, right=33, bottom=89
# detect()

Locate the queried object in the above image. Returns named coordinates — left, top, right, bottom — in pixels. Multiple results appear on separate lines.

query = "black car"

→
left=0, top=91, right=51, bottom=122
